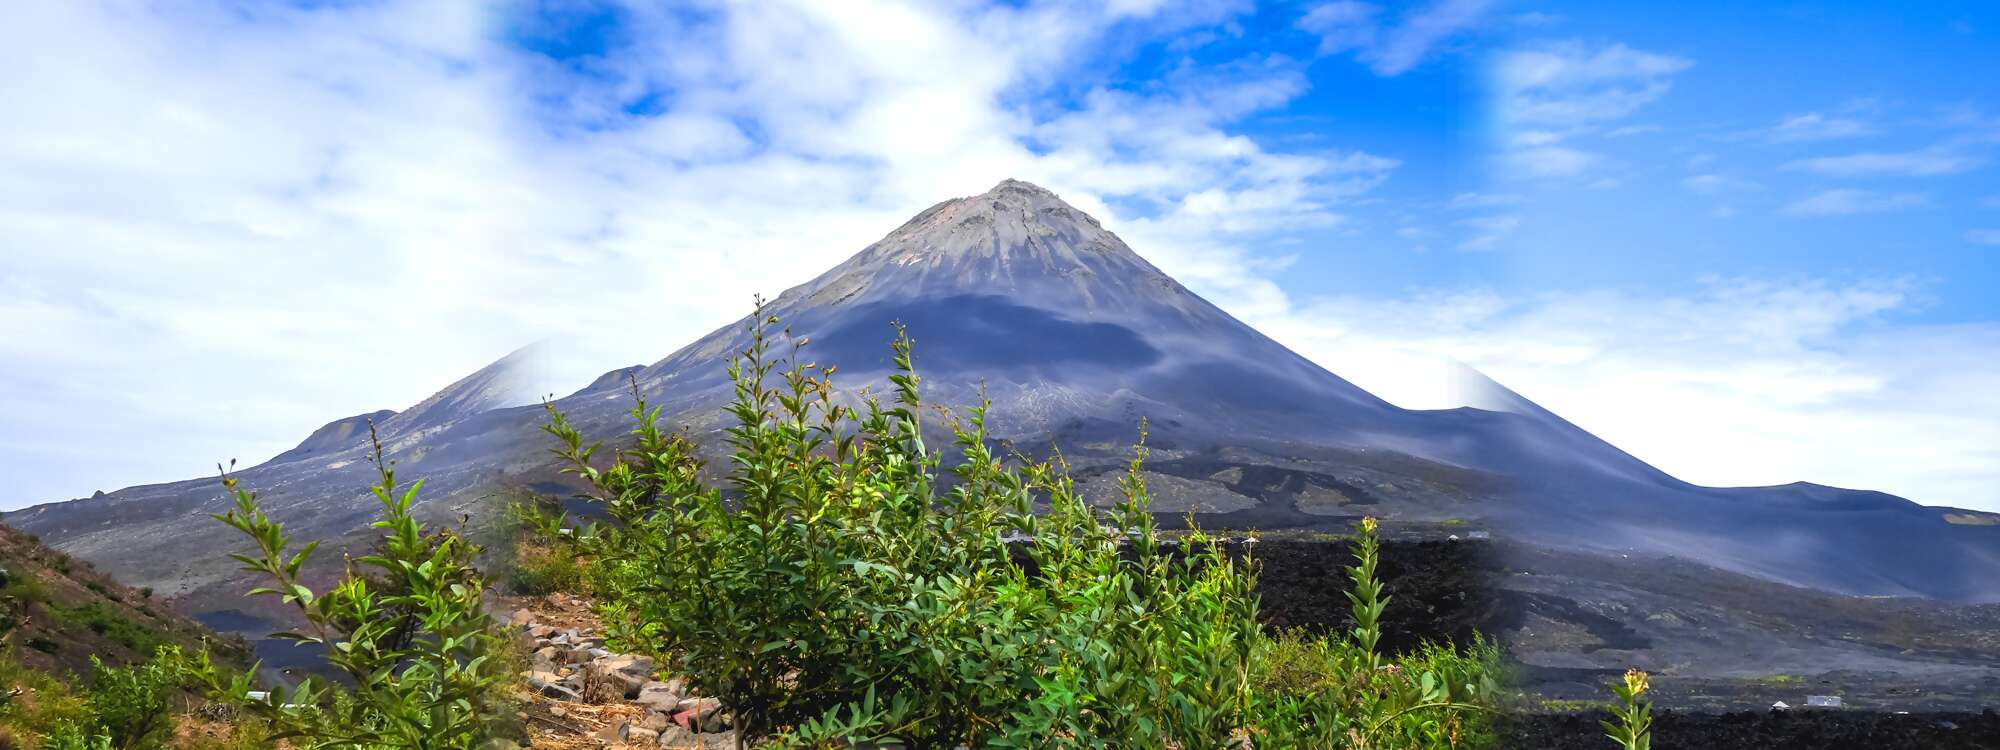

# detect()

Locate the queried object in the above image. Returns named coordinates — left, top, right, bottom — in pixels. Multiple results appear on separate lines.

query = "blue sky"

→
left=2, top=0, right=1997, bottom=511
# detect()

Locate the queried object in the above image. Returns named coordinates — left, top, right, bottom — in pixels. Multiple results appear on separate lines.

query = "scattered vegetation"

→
left=0, top=643, right=266, bottom=750
left=492, top=500, right=590, bottom=597
left=526, top=306, right=1502, bottom=747
left=186, top=426, right=515, bottom=750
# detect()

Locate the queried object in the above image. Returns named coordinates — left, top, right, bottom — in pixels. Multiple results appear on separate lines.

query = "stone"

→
left=594, top=721, right=628, bottom=743
left=701, top=709, right=730, bottom=733
left=629, top=726, right=660, bottom=743
left=636, top=681, right=685, bottom=711
left=602, top=654, right=657, bottom=680
left=657, top=726, right=701, bottom=749
left=639, top=711, right=674, bottom=732
left=522, top=671, right=581, bottom=701
left=663, top=676, right=690, bottom=697
left=529, top=624, right=556, bottom=639
left=698, top=730, right=736, bottom=750
left=674, top=697, right=722, bottom=731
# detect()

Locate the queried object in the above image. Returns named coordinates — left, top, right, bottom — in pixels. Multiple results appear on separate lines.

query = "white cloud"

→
left=1765, top=112, right=1877, bottom=143
left=1493, top=41, right=1692, bottom=126
left=1682, top=173, right=1761, bottom=195
left=1605, top=124, right=1662, bottom=137
left=1445, top=191, right=1521, bottom=209
left=1253, top=278, right=2000, bottom=512
left=1299, top=0, right=1494, bottom=76
left=1505, top=145, right=1598, bottom=177
left=1967, top=229, right=2000, bottom=245
left=1489, top=40, right=1691, bottom=180
left=1454, top=214, right=1519, bottom=251
left=0, top=0, right=1376, bottom=508
left=1781, top=189, right=1928, bottom=217
left=1786, top=146, right=1984, bottom=176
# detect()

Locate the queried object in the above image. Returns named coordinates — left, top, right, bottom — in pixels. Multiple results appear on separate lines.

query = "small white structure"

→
left=1771, top=701, right=1790, bottom=711
left=1806, top=695, right=1843, bottom=708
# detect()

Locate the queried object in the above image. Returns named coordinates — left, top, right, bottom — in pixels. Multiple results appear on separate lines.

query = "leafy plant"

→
left=1603, top=668, right=1652, bottom=750
left=188, top=424, right=513, bottom=750
left=536, top=303, right=1499, bottom=747
left=84, top=646, right=188, bottom=748
left=1247, top=516, right=1497, bottom=749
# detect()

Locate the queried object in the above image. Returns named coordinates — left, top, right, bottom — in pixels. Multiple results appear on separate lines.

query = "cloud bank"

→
left=3, top=1, right=1999, bottom=514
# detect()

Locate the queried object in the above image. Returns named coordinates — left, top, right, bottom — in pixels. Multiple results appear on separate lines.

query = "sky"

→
left=2, top=1, right=1998, bottom=512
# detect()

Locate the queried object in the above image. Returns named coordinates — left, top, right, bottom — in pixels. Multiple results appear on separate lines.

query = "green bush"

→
left=538, top=307, right=1500, bottom=747
left=492, top=501, right=591, bottom=596
left=84, top=646, right=188, bottom=748
left=187, top=426, right=513, bottom=750
left=55, top=602, right=165, bottom=655
left=0, top=643, right=188, bottom=750
left=0, top=644, right=95, bottom=743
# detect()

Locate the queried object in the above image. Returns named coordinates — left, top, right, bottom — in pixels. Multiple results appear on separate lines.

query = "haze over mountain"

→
left=10, top=180, right=1999, bottom=634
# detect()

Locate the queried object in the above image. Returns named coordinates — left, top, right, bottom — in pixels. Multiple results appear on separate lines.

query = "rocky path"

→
left=499, top=593, right=740, bottom=749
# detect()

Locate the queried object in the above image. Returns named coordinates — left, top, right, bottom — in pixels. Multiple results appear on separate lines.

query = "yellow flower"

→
left=1624, top=668, right=1650, bottom=696
left=1360, top=516, right=1379, bottom=535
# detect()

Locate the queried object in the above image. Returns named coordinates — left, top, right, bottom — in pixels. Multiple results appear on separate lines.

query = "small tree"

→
left=190, top=426, right=511, bottom=749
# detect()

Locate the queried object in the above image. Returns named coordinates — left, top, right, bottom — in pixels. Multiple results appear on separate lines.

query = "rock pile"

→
left=510, top=606, right=738, bottom=749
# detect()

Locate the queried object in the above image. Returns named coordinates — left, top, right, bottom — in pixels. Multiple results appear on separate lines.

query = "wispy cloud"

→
left=1682, top=173, right=1761, bottom=194
left=1494, top=41, right=1693, bottom=125
left=1445, top=191, right=1521, bottom=209
left=1505, top=145, right=1598, bottom=177
left=1299, top=0, right=1494, bottom=76
left=1454, top=214, right=1520, bottom=251
left=1764, top=112, right=1877, bottom=143
left=1781, top=189, right=1928, bottom=217
left=1491, top=40, right=1691, bottom=179
left=1259, top=278, right=2000, bottom=511
left=1968, top=229, right=2000, bottom=245
left=1787, top=145, right=1984, bottom=176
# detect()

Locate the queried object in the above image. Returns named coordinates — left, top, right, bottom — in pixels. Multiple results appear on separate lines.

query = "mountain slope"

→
left=0, top=522, right=247, bottom=676
left=8, top=179, right=1998, bottom=618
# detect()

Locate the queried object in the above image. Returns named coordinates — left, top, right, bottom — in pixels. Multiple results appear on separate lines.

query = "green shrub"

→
left=493, top=501, right=590, bottom=596
left=56, top=602, right=165, bottom=655
left=0, top=644, right=94, bottom=742
left=0, top=572, right=49, bottom=606
left=187, top=425, right=513, bottom=750
left=1247, top=517, right=1499, bottom=749
left=10, top=645, right=197, bottom=750
left=539, top=307, right=1499, bottom=747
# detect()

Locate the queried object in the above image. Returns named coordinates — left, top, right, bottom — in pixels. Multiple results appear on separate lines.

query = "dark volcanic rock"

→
left=1497, top=709, right=2000, bottom=750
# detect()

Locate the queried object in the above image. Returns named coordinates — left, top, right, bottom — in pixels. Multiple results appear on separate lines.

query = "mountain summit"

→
left=620, top=180, right=1389, bottom=441
left=10, top=179, right=2000, bottom=633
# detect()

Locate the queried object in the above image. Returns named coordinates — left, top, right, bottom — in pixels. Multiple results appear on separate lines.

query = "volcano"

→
left=11, top=179, right=2000, bottom=627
